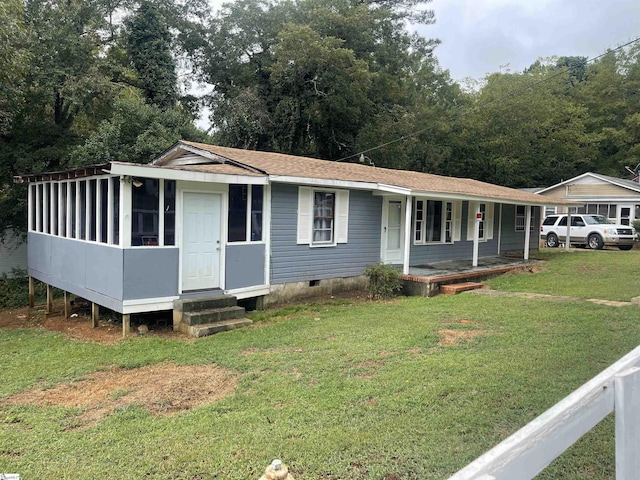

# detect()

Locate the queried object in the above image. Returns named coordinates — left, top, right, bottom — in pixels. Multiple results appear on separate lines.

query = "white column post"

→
left=496, top=203, right=503, bottom=254
left=473, top=203, right=480, bottom=267
left=565, top=209, right=572, bottom=251
left=615, top=367, right=640, bottom=480
left=120, top=178, right=132, bottom=247
left=524, top=205, right=532, bottom=261
left=402, top=196, right=412, bottom=275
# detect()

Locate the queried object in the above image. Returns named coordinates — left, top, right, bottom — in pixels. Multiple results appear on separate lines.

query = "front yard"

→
left=1, top=250, right=639, bottom=479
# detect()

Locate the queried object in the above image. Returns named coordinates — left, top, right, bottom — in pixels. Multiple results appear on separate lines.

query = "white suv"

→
left=540, top=214, right=635, bottom=250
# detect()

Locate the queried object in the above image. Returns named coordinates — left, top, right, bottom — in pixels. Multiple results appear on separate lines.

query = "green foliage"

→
left=632, top=219, right=640, bottom=240
left=125, top=1, right=178, bottom=108
left=364, top=263, right=403, bottom=299
left=0, top=269, right=45, bottom=309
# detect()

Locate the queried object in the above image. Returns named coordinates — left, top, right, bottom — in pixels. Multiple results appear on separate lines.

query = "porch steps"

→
left=440, top=282, right=484, bottom=295
left=173, top=295, right=252, bottom=338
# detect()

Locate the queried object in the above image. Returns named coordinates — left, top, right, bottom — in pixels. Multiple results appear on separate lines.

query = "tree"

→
left=125, top=1, right=178, bottom=108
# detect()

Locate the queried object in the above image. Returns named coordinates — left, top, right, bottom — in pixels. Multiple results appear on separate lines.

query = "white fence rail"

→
left=449, top=345, right=640, bottom=480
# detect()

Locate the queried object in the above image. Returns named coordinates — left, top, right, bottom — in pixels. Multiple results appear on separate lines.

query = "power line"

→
left=335, top=36, right=640, bottom=163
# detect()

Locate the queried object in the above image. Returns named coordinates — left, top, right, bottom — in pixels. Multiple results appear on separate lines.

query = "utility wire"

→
left=335, top=36, right=640, bottom=163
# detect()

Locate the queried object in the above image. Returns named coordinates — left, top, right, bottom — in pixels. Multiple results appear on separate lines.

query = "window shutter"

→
left=486, top=203, right=495, bottom=240
left=336, top=189, right=349, bottom=244
left=453, top=200, right=462, bottom=242
left=297, top=187, right=312, bottom=244
left=467, top=201, right=477, bottom=241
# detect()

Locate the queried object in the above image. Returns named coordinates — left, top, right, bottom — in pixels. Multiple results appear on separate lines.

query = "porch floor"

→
left=402, top=255, right=534, bottom=296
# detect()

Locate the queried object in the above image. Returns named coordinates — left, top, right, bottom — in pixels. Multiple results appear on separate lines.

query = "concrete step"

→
left=189, top=318, right=253, bottom=338
left=174, top=294, right=238, bottom=314
left=440, top=282, right=484, bottom=295
left=182, top=306, right=246, bottom=326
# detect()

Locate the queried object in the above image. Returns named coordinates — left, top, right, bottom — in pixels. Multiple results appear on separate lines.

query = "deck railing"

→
left=449, top=345, right=640, bottom=480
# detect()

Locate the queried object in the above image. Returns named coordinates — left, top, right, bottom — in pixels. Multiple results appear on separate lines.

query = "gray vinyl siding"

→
left=270, top=184, right=382, bottom=284
left=225, top=243, right=266, bottom=289
left=122, top=248, right=179, bottom=300
left=409, top=201, right=499, bottom=265
left=499, top=204, right=540, bottom=253
left=28, top=232, right=179, bottom=311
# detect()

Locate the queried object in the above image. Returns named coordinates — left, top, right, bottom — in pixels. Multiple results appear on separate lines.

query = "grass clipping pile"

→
left=5, top=363, right=238, bottom=428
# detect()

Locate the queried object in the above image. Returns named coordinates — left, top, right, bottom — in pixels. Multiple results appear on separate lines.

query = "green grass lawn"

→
left=487, top=248, right=640, bottom=302
left=2, top=254, right=640, bottom=479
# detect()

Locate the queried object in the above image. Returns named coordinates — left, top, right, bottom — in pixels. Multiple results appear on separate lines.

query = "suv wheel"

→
left=588, top=234, right=604, bottom=250
left=546, top=233, right=559, bottom=248
left=618, top=245, right=633, bottom=251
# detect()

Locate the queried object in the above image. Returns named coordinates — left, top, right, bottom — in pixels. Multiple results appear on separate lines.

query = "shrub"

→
left=632, top=219, right=640, bottom=241
left=0, top=269, right=46, bottom=309
left=364, top=263, right=403, bottom=299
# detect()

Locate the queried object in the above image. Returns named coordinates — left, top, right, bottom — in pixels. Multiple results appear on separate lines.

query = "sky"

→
left=421, top=0, right=640, bottom=82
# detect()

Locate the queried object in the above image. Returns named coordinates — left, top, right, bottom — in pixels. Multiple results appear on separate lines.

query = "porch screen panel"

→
left=59, top=183, right=67, bottom=237
left=228, top=185, right=247, bottom=242
left=78, top=181, right=86, bottom=240
left=164, top=180, right=176, bottom=245
left=69, top=182, right=77, bottom=238
left=88, top=179, right=97, bottom=241
left=99, top=179, right=108, bottom=243
left=112, top=177, right=120, bottom=245
left=251, top=185, right=263, bottom=241
left=132, top=178, right=159, bottom=246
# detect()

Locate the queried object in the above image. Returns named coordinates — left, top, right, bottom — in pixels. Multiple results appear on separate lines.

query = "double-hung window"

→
left=228, top=184, right=264, bottom=242
left=467, top=201, right=494, bottom=241
left=297, top=187, right=349, bottom=247
left=414, top=199, right=458, bottom=244
left=515, top=205, right=535, bottom=232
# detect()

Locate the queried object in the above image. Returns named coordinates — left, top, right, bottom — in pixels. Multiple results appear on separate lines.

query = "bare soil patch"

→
left=437, top=329, right=488, bottom=346
left=0, top=300, right=182, bottom=344
left=4, top=363, right=238, bottom=428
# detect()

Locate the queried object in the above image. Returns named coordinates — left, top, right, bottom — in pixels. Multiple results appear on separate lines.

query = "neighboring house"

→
left=0, top=231, right=27, bottom=277
left=536, top=172, right=640, bottom=226
left=15, top=141, right=576, bottom=316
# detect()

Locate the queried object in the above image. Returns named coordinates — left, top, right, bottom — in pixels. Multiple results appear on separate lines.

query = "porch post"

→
left=565, top=209, right=572, bottom=251
left=120, top=178, right=132, bottom=247
left=402, top=196, right=412, bottom=275
left=472, top=204, right=480, bottom=267
left=524, top=205, right=532, bottom=261
left=497, top=204, right=503, bottom=255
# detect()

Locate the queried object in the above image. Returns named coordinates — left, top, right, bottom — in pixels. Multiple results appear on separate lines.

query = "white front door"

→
left=182, top=192, right=221, bottom=291
left=382, top=198, right=404, bottom=264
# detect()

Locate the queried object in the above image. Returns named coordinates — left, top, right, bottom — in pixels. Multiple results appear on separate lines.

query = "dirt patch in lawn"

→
left=437, top=329, right=488, bottom=346
left=4, top=363, right=238, bottom=428
left=0, top=301, right=181, bottom=344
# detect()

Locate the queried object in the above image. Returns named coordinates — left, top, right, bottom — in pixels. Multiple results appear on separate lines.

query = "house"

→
left=0, top=231, right=28, bottom=277
left=15, top=141, right=576, bottom=333
left=536, top=172, right=640, bottom=226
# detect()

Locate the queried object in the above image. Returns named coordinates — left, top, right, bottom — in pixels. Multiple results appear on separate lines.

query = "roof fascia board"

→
left=109, top=162, right=268, bottom=185
left=269, top=175, right=389, bottom=192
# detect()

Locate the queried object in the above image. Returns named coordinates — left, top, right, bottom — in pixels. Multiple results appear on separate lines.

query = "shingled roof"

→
left=154, top=141, right=576, bottom=206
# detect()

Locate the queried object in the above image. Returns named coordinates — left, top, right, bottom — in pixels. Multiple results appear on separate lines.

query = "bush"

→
left=364, top=263, right=403, bottom=299
left=0, top=269, right=46, bottom=309
left=632, top=219, right=640, bottom=241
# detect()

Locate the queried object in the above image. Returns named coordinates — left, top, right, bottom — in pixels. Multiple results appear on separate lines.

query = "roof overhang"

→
left=108, top=161, right=268, bottom=185
left=13, top=164, right=109, bottom=183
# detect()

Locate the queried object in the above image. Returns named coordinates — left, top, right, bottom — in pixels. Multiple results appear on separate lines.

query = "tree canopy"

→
left=2, top=0, right=640, bottom=239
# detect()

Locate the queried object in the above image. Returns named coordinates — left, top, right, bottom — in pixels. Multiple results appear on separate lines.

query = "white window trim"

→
left=413, top=198, right=460, bottom=245
left=297, top=186, right=349, bottom=247
left=467, top=201, right=494, bottom=242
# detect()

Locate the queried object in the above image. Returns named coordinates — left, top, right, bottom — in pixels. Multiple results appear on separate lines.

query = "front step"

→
left=173, top=295, right=252, bottom=338
left=188, top=318, right=253, bottom=338
left=440, top=282, right=484, bottom=295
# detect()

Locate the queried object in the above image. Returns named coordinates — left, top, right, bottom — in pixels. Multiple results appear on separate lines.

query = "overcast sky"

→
left=421, top=0, right=640, bottom=82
